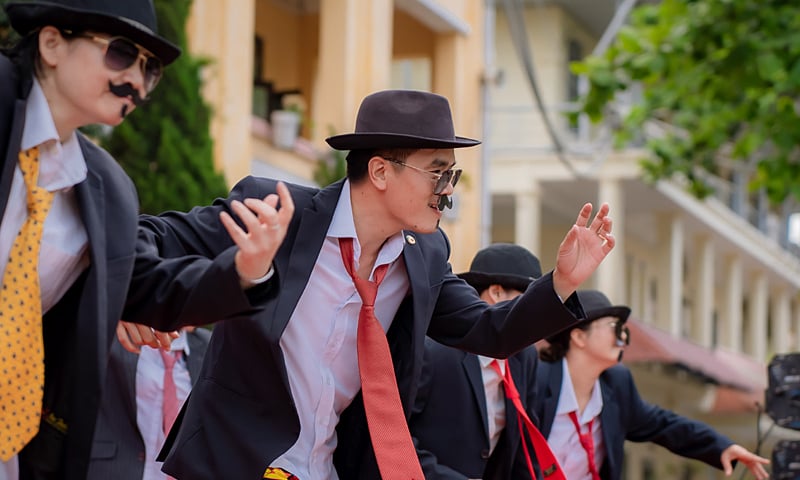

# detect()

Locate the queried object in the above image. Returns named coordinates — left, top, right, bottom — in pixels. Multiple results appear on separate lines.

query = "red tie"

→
left=490, top=360, right=565, bottom=480
left=159, top=350, right=182, bottom=435
left=339, top=238, right=423, bottom=480
left=568, top=411, right=601, bottom=480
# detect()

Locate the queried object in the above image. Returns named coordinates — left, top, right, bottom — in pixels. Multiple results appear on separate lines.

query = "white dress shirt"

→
left=271, top=181, right=409, bottom=480
left=478, top=355, right=507, bottom=454
left=548, top=358, right=606, bottom=480
left=0, top=79, right=89, bottom=480
left=136, top=333, right=193, bottom=480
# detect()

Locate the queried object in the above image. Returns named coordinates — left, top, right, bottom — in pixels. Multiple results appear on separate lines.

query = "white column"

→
left=596, top=179, right=625, bottom=302
left=656, top=214, right=683, bottom=336
left=514, top=185, right=541, bottom=258
left=691, top=235, right=715, bottom=347
left=772, top=288, right=791, bottom=354
left=720, top=254, right=743, bottom=351
left=628, top=256, right=643, bottom=320
left=746, top=272, right=768, bottom=361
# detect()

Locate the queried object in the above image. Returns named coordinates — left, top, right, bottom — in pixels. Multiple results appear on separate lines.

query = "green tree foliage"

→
left=574, top=0, right=800, bottom=204
left=313, top=149, right=347, bottom=187
left=102, top=0, right=228, bottom=214
left=0, top=0, right=13, bottom=46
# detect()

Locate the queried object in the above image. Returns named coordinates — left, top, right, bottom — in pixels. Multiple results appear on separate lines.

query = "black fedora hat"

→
left=576, top=290, right=631, bottom=325
left=5, top=0, right=181, bottom=65
left=457, top=243, right=542, bottom=293
left=326, top=89, right=481, bottom=151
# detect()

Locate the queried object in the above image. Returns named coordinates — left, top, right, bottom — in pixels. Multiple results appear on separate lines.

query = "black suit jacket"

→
left=1, top=54, right=145, bottom=480
left=534, top=361, right=734, bottom=480
left=123, top=176, right=586, bottom=479
left=86, top=328, right=212, bottom=480
left=411, top=337, right=539, bottom=479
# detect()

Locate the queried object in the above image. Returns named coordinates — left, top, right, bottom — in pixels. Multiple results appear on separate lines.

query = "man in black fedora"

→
left=411, top=243, right=558, bottom=480
left=118, top=89, right=617, bottom=479
left=0, top=0, right=180, bottom=478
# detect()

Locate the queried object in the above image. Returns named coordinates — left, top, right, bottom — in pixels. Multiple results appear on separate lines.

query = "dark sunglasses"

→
left=67, top=31, right=163, bottom=92
left=613, top=321, right=631, bottom=345
left=381, top=157, right=463, bottom=195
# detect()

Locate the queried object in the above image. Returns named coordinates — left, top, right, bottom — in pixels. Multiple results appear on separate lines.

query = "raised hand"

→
left=219, top=181, right=295, bottom=287
left=552, top=203, right=615, bottom=300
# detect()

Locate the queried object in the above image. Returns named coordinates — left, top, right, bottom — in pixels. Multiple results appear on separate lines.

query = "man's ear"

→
left=38, top=26, right=66, bottom=69
left=368, top=155, right=390, bottom=191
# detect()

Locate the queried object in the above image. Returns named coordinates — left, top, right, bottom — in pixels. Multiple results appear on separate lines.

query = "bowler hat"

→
left=5, top=0, right=181, bottom=65
left=326, top=90, right=481, bottom=150
left=457, top=243, right=542, bottom=293
left=576, top=290, right=631, bottom=325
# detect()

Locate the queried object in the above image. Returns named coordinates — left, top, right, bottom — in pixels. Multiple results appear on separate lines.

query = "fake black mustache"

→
left=437, top=195, right=453, bottom=211
left=109, top=82, right=146, bottom=107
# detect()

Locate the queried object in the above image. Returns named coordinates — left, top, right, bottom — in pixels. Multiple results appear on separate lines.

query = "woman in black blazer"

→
left=534, top=290, right=769, bottom=480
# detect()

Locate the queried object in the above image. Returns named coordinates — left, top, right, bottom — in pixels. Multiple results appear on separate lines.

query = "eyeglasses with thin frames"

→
left=66, top=30, right=163, bottom=93
left=381, top=157, right=462, bottom=195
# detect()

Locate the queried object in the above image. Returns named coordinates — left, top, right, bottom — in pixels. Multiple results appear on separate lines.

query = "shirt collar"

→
left=556, top=357, right=604, bottom=423
left=22, top=78, right=88, bottom=191
left=478, top=355, right=506, bottom=375
left=328, top=180, right=405, bottom=274
left=170, top=330, right=191, bottom=356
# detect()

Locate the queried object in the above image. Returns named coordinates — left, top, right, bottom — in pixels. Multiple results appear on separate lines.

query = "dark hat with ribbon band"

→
left=5, top=0, right=181, bottom=65
left=326, top=89, right=481, bottom=151
left=457, top=243, right=542, bottom=293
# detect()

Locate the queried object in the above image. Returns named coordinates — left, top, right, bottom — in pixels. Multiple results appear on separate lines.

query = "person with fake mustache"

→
left=0, top=0, right=180, bottom=478
left=534, top=290, right=770, bottom=480
left=117, top=89, right=618, bottom=479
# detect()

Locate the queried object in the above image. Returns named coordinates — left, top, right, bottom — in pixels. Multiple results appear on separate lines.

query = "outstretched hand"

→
left=721, top=444, right=769, bottom=479
left=219, top=181, right=295, bottom=288
left=552, top=203, right=615, bottom=300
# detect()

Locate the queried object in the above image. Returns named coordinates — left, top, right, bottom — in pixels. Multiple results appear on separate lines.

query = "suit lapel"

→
left=0, top=99, right=26, bottom=224
left=401, top=232, right=429, bottom=398
left=269, top=181, right=342, bottom=343
left=598, top=375, right=619, bottom=479
left=541, top=362, right=562, bottom=439
left=463, top=354, right=490, bottom=441
left=502, top=356, right=523, bottom=453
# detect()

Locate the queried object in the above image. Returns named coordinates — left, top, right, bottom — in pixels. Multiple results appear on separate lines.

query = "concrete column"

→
left=628, top=256, right=643, bottom=319
left=691, top=235, right=715, bottom=347
left=771, top=288, right=791, bottom=354
left=188, top=0, right=255, bottom=185
left=432, top=1, right=484, bottom=271
left=313, top=0, right=393, bottom=144
left=794, top=298, right=800, bottom=351
left=514, top=185, right=541, bottom=257
left=720, top=255, right=743, bottom=351
left=746, top=272, right=768, bottom=361
left=656, top=214, right=683, bottom=336
left=596, top=179, right=625, bottom=302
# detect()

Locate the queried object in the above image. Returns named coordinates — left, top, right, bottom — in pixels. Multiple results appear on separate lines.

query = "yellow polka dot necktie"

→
left=0, top=147, right=55, bottom=461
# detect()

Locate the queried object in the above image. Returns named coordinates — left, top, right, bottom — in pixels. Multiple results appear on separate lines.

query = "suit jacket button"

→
left=480, top=448, right=490, bottom=459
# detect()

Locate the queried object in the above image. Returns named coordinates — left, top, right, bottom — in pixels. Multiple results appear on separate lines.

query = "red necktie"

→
left=159, top=350, right=182, bottom=435
left=339, top=237, right=423, bottom=479
left=490, top=360, right=565, bottom=480
left=567, top=411, right=601, bottom=480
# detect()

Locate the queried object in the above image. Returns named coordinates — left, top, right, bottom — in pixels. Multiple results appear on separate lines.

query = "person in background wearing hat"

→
left=0, top=0, right=180, bottom=478
left=118, top=89, right=616, bottom=480
left=410, top=243, right=557, bottom=480
left=534, top=290, right=770, bottom=480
